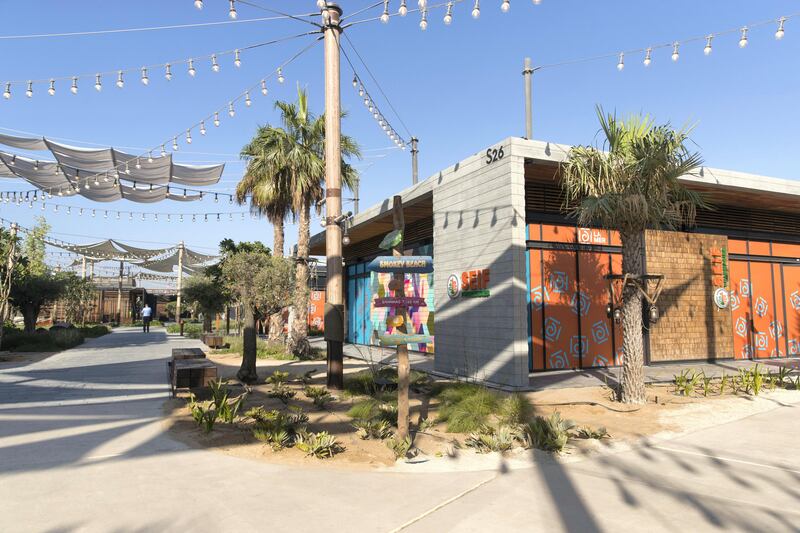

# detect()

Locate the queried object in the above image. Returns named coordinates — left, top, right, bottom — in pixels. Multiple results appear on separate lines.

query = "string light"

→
left=420, top=8, right=428, bottom=30
left=245, top=91, right=252, bottom=106
left=671, top=42, right=680, bottom=62
left=739, top=26, right=749, bottom=48
left=135, top=159, right=142, bottom=170
left=188, top=59, right=196, bottom=77
left=213, top=111, right=220, bottom=126
left=115, top=70, right=124, bottom=88
left=141, top=67, right=149, bottom=85
left=200, top=121, right=207, bottom=135
left=211, top=54, right=220, bottom=72
left=26, top=81, right=33, bottom=98
left=165, top=63, right=173, bottom=81
left=617, top=52, right=624, bottom=71
left=228, top=101, right=235, bottom=117
left=234, top=49, right=241, bottom=67
left=186, top=129, right=192, bottom=144
left=444, top=2, right=453, bottom=24
left=775, top=17, right=786, bottom=40
left=48, top=79, right=56, bottom=96
left=3, top=83, right=10, bottom=99
left=277, top=68, right=285, bottom=83
left=472, top=0, right=480, bottom=19
left=261, top=79, right=268, bottom=95
left=95, top=74, right=103, bottom=91
left=194, top=0, right=203, bottom=9
left=501, top=0, right=510, bottom=13
left=418, top=0, right=427, bottom=8
left=381, top=1, right=390, bottom=23
left=229, top=0, right=237, bottom=20
left=643, top=47, right=652, bottom=66
left=399, top=0, right=408, bottom=16
left=172, top=137, right=179, bottom=151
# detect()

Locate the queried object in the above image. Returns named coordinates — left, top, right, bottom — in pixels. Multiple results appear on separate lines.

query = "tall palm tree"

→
left=238, top=86, right=360, bottom=354
left=561, top=107, right=706, bottom=404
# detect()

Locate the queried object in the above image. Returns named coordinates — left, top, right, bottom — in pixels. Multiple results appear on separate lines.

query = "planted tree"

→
left=236, top=86, right=360, bottom=356
left=0, top=226, right=20, bottom=350
left=11, top=273, right=67, bottom=333
left=222, top=251, right=294, bottom=383
left=182, top=274, right=228, bottom=333
left=561, top=107, right=705, bottom=404
left=61, top=274, right=96, bottom=327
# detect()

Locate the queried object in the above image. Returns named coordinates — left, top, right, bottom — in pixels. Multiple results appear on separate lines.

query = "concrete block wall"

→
left=645, top=230, right=734, bottom=362
left=432, top=140, right=529, bottom=389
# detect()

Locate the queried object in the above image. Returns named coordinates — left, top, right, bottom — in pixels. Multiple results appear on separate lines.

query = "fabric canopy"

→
left=135, top=246, right=217, bottom=275
left=0, top=134, right=224, bottom=203
left=48, top=238, right=172, bottom=261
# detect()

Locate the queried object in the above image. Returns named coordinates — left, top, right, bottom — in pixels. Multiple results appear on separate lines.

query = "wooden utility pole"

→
left=410, top=137, right=419, bottom=185
left=0, top=223, right=18, bottom=350
left=176, top=241, right=184, bottom=331
left=323, top=2, right=345, bottom=390
left=392, top=195, right=410, bottom=440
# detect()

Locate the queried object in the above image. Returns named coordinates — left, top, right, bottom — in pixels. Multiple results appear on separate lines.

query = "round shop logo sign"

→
left=713, top=287, right=730, bottom=309
left=447, top=274, right=461, bottom=299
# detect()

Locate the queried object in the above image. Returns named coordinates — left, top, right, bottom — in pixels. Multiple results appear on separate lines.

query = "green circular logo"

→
left=447, top=274, right=461, bottom=299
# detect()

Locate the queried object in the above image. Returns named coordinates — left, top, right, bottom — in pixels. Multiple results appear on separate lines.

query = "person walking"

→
left=141, top=303, right=153, bottom=333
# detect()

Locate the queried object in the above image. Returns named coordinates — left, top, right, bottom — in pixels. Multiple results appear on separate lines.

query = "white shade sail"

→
left=0, top=134, right=224, bottom=203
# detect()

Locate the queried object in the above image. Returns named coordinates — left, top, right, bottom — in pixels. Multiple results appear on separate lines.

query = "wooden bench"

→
left=171, top=348, right=206, bottom=360
left=202, top=335, right=225, bottom=349
left=170, top=359, right=218, bottom=397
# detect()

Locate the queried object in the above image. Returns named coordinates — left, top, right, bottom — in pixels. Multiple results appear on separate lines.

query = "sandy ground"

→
left=163, top=351, right=800, bottom=473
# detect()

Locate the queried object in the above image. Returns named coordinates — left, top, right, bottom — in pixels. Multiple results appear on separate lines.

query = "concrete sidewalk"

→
left=2, top=328, right=799, bottom=532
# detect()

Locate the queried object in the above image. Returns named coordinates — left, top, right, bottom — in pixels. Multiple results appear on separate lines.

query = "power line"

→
left=341, top=33, right=413, bottom=139
left=0, top=14, right=316, bottom=41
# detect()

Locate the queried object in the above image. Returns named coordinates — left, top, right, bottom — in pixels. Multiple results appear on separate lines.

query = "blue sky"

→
left=0, top=1, right=797, bottom=276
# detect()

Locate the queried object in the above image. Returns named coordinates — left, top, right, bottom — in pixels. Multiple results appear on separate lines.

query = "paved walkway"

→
left=1, top=328, right=799, bottom=532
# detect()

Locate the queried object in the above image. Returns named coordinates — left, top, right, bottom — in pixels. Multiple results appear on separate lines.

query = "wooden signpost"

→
left=366, top=256, right=433, bottom=274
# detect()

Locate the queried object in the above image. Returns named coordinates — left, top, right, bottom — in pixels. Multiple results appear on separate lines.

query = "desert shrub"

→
left=352, top=419, right=393, bottom=440
left=267, top=384, right=296, bottom=405
left=343, top=371, right=381, bottom=397
left=346, top=398, right=398, bottom=425
left=266, top=370, right=291, bottom=385
left=3, top=328, right=85, bottom=352
left=499, top=393, right=533, bottom=425
left=465, top=425, right=520, bottom=454
left=435, top=383, right=500, bottom=433
left=188, top=394, right=219, bottom=433
left=207, top=380, right=248, bottom=423
left=343, top=367, right=431, bottom=398
left=304, top=386, right=333, bottom=408
left=673, top=369, right=700, bottom=396
left=166, top=322, right=203, bottom=339
left=574, top=426, right=610, bottom=440
left=248, top=406, right=308, bottom=450
left=738, top=365, right=766, bottom=396
left=386, top=435, right=412, bottom=459
left=80, top=325, right=111, bottom=338
left=524, top=412, right=575, bottom=453
left=295, top=430, right=344, bottom=459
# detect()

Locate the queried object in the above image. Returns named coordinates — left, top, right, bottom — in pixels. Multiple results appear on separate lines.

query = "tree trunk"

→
left=620, top=230, right=647, bottom=404
left=202, top=313, right=212, bottom=333
left=273, top=218, right=285, bottom=258
left=237, top=304, right=258, bottom=383
left=268, top=312, right=284, bottom=342
left=288, top=202, right=310, bottom=355
left=23, top=303, right=39, bottom=333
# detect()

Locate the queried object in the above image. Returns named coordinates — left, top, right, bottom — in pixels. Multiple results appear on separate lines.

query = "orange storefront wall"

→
left=729, top=239, right=800, bottom=360
left=308, top=290, right=325, bottom=332
left=528, top=224, right=622, bottom=371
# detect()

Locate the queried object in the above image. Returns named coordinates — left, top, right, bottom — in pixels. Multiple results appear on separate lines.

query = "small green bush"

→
left=80, top=325, right=111, bottom=338
left=499, top=393, right=533, bottom=425
left=352, top=419, right=393, bottom=440
left=574, top=426, right=610, bottom=440
left=214, top=336, right=294, bottom=360
left=304, top=386, right=333, bottom=408
left=166, top=322, right=204, bottom=338
left=346, top=398, right=398, bottom=425
left=465, top=425, right=520, bottom=454
left=295, top=430, right=344, bottom=459
left=525, top=413, right=576, bottom=453
left=247, top=406, right=308, bottom=450
left=386, top=435, right=412, bottom=459
left=435, top=383, right=500, bottom=433
left=3, top=328, right=85, bottom=352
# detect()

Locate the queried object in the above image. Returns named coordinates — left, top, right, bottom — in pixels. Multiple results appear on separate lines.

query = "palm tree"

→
left=561, top=107, right=706, bottom=404
left=238, top=86, right=360, bottom=354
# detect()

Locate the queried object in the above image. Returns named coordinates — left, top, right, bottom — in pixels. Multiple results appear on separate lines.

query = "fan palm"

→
left=238, top=86, right=360, bottom=354
left=561, top=106, right=706, bottom=404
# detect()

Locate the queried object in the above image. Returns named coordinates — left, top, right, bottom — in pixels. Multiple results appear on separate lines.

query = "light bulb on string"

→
left=352, top=75, right=358, bottom=88
left=3, top=83, right=10, bottom=99
left=172, top=137, right=179, bottom=151
left=135, top=158, right=141, bottom=170
left=617, top=52, right=624, bottom=71
left=194, top=0, right=203, bottom=9
left=501, top=0, right=510, bottom=13
left=358, top=84, right=365, bottom=97
left=129, top=213, right=133, bottom=221
left=141, top=67, right=149, bottom=85
left=213, top=112, right=220, bottom=126
left=93, top=176, right=99, bottom=187
left=188, top=59, right=196, bottom=77
left=124, top=162, right=131, bottom=174
left=776, top=17, right=786, bottom=40
left=234, top=49, right=241, bottom=67
left=418, top=0, right=427, bottom=7
left=148, top=152, right=154, bottom=163
left=48, top=79, right=55, bottom=96
left=228, top=101, right=235, bottom=117
left=245, top=91, right=251, bottom=106
left=116, top=70, right=124, bottom=88
left=70, top=78, right=78, bottom=93
left=420, top=8, right=427, bottom=30
left=399, top=0, right=407, bottom=16
left=472, top=0, right=480, bottom=18
left=116, top=211, right=120, bottom=219
left=671, top=42, right=680, bottom=62
left=381, top=1, right=390, bottom=23
left=165, top=64, right=173, bottom=80
left=532, top=0, right=541, bottom=4
left=95, top=74, right=102, bottom=91
left=186, top=129, right=192, bottom=144
left=25, top=81, right=33, bottom=98
left=261, top=79, right=268, bottom=95
left=739, top=27, right=748, bottom=48
left=444, top=2, right=453, bottom=24
left=200, top=121, right=207, bottom=135
left=160, top=145, right=167, bottom=156
left=277, top=68, right=285, bottom=83
left=643, top=48, right=652, bottom=66
left=229, top=0, right=237, bottom=19
left=211, top=54, right=220, bottom=72
left=704, top=35, right=713, bottom=55
left=103, top=173, right=109, bottom=182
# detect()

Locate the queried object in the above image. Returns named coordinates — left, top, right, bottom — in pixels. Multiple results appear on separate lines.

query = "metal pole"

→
left=176, top=242, right=184, bottom=331
left=523, top=57, right=534, bottom=139
left=116, top=260, right=123, bottom=324
left=322, top=2, right=345, bottom=390
left=410, top=137, right=419, bottom=185
left=81, top=256, right=86, bottom=280
left=353, top=176, right=360, bottom=215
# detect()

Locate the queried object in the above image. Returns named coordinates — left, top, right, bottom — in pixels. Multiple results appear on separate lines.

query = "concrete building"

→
left=310, top=137, right=800, bottom=389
